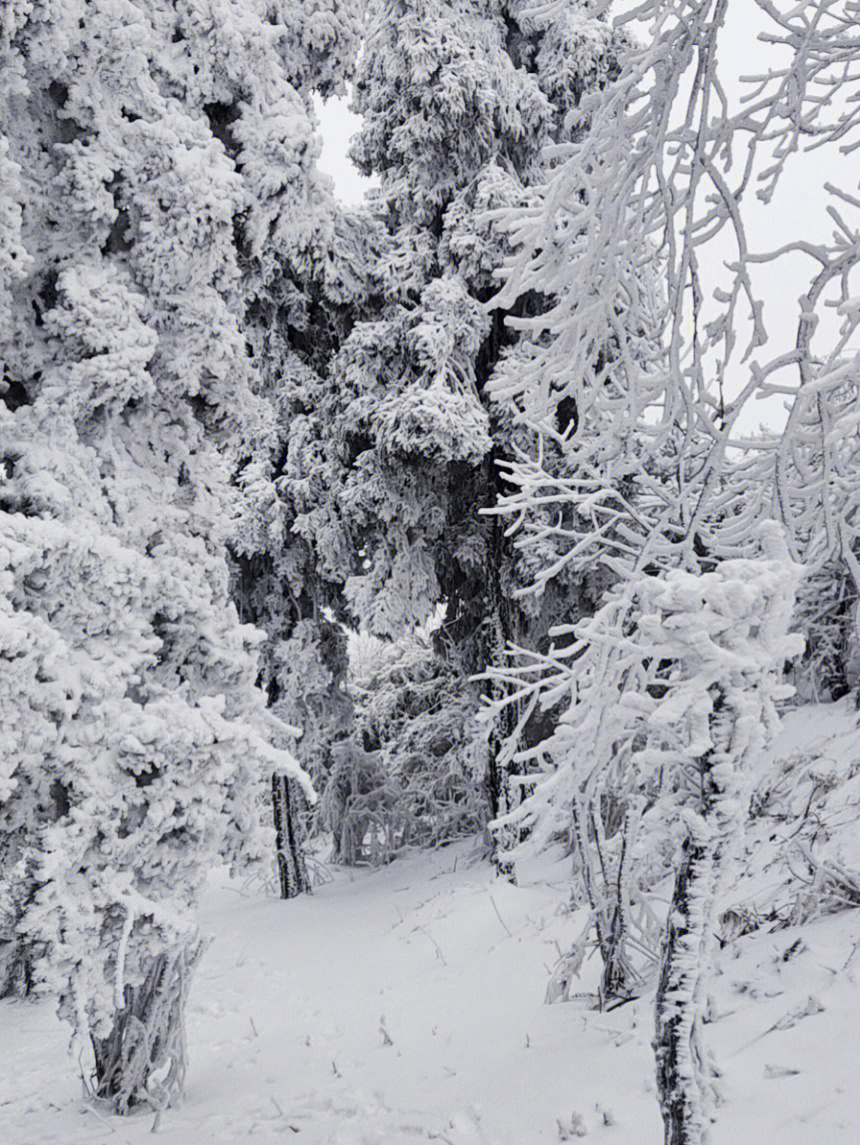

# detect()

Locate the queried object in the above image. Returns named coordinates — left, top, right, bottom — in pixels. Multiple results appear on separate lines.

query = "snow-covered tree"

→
left=228, top=206, right=377, bottom=890
left=488, top=0, right=860, bottom=668
left=282, top=1, right=631, bottom=856
left=217, top=2, right=390, bottom=891
left=483, top=2, right=860, bottom=1140
left=318, top=632, right=489, bottom=864
left=491, top=523, right=803, bottom=1140
left=0, top=0, right=361, bottom=1110
left=482, top=0, right=860, bottom=875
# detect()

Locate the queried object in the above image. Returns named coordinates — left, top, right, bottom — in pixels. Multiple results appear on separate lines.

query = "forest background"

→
left=2, top=4, right=860, bottom=1145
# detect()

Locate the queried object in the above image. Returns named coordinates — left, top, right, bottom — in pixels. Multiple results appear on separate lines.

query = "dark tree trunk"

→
left=653, top=731, right=732, bottom=1145
left=485, top=652, right=519, bottom=884
left=653, top=832, right=716, bottom=1145
left=483, top=515, right=520, bottom=884
left=0, top=838, right=39, bottom=998
left=92, top=940, right=203, bottom=1114
left=272, top=773, right=311, bottom=899
left=0, top=934, right=33, bottom=999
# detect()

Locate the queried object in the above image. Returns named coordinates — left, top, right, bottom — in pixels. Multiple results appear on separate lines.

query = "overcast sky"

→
left=314, top=93, right=376, bottom=207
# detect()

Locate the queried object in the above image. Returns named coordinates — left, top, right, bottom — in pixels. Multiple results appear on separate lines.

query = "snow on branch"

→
left=483, top=2, right=860, bottom=692
left=486, top=521, right=804, bottom=861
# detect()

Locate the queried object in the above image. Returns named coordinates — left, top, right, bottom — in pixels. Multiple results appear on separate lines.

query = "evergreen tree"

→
left=289, top=0, right=629, bottom=856
left=227, top=150, right=377, bottom=894
left=0, top=0, right=356, bottom=1109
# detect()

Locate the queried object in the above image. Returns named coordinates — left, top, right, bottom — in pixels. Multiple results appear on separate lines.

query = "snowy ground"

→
left=2, top=708, right=859, bottom=1144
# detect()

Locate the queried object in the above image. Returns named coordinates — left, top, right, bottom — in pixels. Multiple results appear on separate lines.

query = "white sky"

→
left=314, top=93, right=377, bottom=207
left=699, top=4, right=859, bottom=432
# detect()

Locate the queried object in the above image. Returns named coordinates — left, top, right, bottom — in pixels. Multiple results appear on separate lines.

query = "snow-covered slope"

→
left=2, top=705, right=859, bottom=1144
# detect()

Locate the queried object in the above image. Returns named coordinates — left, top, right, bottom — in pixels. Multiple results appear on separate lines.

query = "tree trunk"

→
left=91, top=939, right=203, bottom=1114
left=653, top=731, right=741, bottom=1145
left=0, top=934, right=32, bottom=999
left=0, top=838, right=36, bottom=998
left=272, top=773, right=311, bottom=899
left=486, top=694, right=518, bottom=884
left=653, top=828, right=719, bottom=1145
left=484, top=524, right=520, bottom=883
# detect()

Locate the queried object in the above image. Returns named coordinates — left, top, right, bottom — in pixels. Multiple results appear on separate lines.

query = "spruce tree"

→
left=227, top=125, right=377, bottom=894
left=0, top=0, right=355, bottom=1109
left=293, top=0, right=630, bottom=855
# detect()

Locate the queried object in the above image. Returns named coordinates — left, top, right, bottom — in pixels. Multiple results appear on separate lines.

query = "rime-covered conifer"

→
left=0, top=0, right=359, bottom=1109
left=291, top=1, right=629, bottom=850
left=226, top=88, right=374, bottom=890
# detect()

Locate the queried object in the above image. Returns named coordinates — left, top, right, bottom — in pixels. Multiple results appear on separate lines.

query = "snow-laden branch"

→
left=480, top=3, right=860, bottom=707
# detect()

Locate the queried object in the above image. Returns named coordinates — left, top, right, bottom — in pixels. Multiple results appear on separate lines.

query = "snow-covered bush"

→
left=316, top=634, right=489, bottom=866
left=317, top=740, right=407, bottom=867
left=720, top=704, right=860, bottom=938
